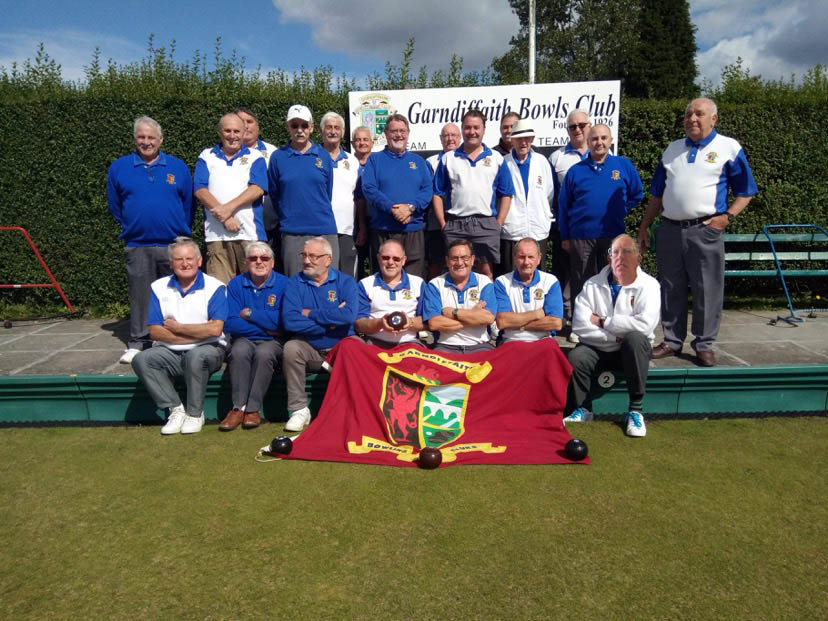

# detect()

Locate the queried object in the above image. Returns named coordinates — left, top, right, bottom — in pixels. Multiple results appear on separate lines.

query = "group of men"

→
left=107, top=96, right=756, bottom=438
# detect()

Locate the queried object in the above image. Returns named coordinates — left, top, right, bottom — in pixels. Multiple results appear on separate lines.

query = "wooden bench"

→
left=724, top=224, right=828, bottom=324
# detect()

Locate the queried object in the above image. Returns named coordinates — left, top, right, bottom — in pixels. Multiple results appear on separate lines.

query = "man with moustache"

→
left=281, top=237, right=359, bottom=431
left=638, top=97, right=757, bottom=367
left=432, top=109, right=515, bottom=280
left=500, top=118, right=556, bottom=275
left=564, top=234, right=660, bottom=438
left=361, top=114, right=433, bottom=279
left=194, top=112, right=267, bottom=284
left=321, top=111, right=366, bottom=278
left=107, top=116, right=194, bottom=364
left=355, top=239, right=425, bottom=347
left=425, top=123, right=461, bottom=279
left=267, top=105, right=336, bottom=276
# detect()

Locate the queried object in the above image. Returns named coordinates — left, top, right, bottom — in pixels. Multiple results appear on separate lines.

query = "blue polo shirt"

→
left=361, top=148, right=433, bottom=232
left=148, top=270, right=228, bottom=351
left=224, top=271, right=289, bottom=340
left=494, top=269, right=563, bottom=342
left=267, top=142, right=335, bottom=235
left=558, top=154, right=644, bottom=240
left=107, top=151, right=194, bottom=247
left=282, top=268, right=359, bottom=349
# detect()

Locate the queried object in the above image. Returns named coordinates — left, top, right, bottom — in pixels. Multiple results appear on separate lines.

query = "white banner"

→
left=347, top=80, right=620, bottom=154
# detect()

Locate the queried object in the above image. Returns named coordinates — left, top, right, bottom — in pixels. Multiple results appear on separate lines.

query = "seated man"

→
left=494, top=237, right=563, bottom=343
left=564, top=234, right=660, bottom=437
left=422, top=239, right=497, bottom=354
left=355, top=239, right=425, bottom=347
left=220, top=242, right=289, bottom=431
left=132, top=237, right=228, bottom=435
left=282, top=237, right=359, bottom=431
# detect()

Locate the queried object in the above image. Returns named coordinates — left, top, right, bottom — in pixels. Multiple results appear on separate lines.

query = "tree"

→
left=492, top=0, right=698, bottom=99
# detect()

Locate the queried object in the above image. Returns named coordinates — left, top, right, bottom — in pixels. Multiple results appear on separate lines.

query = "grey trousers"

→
left=124, top=246, right=172, bottom=350
left=565, top=331, right=652, bottom=412
left=282, top=339, right=329, bottom=412
left=656, top=220, right=724, bottom=352
left=568, top=238, right=612, bottom=304
left=132, top=343, right=226, bottom=416
left=369, top=229, right=425, bottom=279
left=338, top=233, right=357, bottom=279
left=227, top=337, right=283, bottom=412
left=281, top=233, right=339, bottom=277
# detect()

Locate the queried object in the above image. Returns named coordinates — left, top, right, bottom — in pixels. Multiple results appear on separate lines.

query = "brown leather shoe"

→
left=219, top=408, right=245, bottom=431
left=651, top=342, right=679, bottom=359
left=696, top=350, right=716, bottom=367
left=242, top=410, right=261, bottom=429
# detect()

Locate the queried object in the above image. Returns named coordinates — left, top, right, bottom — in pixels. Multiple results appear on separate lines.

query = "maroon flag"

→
left=280, top=338, right=588, bottom=466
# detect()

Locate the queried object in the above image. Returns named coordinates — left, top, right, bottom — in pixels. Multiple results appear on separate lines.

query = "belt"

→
left=663, top=216, right=708, bottom=228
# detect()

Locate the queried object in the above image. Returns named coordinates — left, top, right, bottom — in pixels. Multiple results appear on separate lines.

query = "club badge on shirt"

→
left=468, top=288, right=479, bottom=302
left=328, top=290, right=337, bottom=302
left=611, top=170, right=620, bottom=180
left=167, top=174, right=176, bottom=184
left=534, top=288, right=544, bottom=300
left=409, top=162, right=417, bottom=170
left=267, top=294, right=277, bottom=307
left=316, top=158, right=323, bottom=168
left=240, top=156, right=249, bottom=166
left=402, top=289, right=413, bottom=300
left=705, top=152, right=719, bottom=163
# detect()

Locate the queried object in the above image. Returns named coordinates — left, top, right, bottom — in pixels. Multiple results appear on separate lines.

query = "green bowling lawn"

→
left=2, top=417, right=826, bottom=619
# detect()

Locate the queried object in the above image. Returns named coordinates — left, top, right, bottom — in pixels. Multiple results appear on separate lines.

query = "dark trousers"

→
left=568, top=238, right=612, bottom=305
left=125, top=246, right=172, bottom=350
left=369, top=229, right=425, bottom=279
left=549, top=223, right=571, bottom=318
left=565, top=332, right=652, bottom=412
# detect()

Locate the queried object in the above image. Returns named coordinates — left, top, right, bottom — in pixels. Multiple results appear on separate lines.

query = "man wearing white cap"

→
left=267, top=105, right=336, bottom=276
left=499, top=118, right=556, bottom=275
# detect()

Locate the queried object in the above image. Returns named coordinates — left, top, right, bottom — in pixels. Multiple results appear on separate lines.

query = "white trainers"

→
left=161, top=405, right=187, bottom=435
left=119, top=348, right=141, bottom=364
left=284, top=407, right=311, bottom=432
left=563, top=407, right=593, bottom=423
left=180, top=412, right=205, bottom=434
left=625, top=411, right=647, bottom=437
left=567, top=332, right=580, bottom=343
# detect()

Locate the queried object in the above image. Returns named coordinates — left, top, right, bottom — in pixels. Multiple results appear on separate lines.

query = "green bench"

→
left=724, top=224, right=828, bottom=324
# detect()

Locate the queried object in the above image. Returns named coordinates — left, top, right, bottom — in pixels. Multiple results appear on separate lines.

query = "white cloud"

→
left=0, top=29, right=144, bottom=82
left=272, top=0, right=519, bottom=73
left=690, top=0, right=828, bottom=86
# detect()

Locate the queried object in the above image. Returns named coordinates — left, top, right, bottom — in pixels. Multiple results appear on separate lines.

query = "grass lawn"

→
left=1, top=417, right=826, bottom=619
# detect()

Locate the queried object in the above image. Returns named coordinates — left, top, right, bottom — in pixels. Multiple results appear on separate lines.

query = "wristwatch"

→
left=408, top=204, right=415, bottom=214
left=725, top=212, right=736, bottom=223
left=452, top=308, right=459, bottom=320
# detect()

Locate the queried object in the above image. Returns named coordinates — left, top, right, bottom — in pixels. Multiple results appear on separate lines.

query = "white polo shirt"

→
left=433, top=145, right=513, bottom=217
left=422, top=272, right=497, bottom=346
left=195, top=145, right=267, bottom=242
left=331, top=150, right=361, bottom=235
left=357, top=271, right=425, bottom=344
left=494, top=269, right=563, bottom=342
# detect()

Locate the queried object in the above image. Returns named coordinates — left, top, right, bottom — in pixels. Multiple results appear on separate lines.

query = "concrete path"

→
left=1, top=309, right=827, bottom=376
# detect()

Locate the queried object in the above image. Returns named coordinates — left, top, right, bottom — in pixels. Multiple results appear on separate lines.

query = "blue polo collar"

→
left=564, top=142, right=589, bottom=159
left=167, top=270, right=206, bottom=296
left=445, top=271, right=480, bottom=292
left=283, top=141, right=320, bottom=157
left=131, top=151, right=168, bottom=167
left=298, top=267, right=338, bottom=286
left=511, top=269, right=540, bottom=287
left=511, top=148, right=533, bottom=164
left=685, top=129, right=718, bottom=149
left=241, top=270, right=278, bottom=289
left=210, top=143, right=251, bottom=164
left=453, top=144, right=494, bottom=165
left=372, top=270, right=411, bottom=292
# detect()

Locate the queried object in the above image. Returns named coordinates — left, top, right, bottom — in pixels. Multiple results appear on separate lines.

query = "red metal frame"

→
left=0, top=226, right=75, bottom=313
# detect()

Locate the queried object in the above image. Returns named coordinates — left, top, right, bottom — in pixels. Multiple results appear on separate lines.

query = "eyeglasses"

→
left=299, top=252, right=330, bottom=261
left=448, top=255, right=472, bottom=263
left=247, top=255, right=272, bottom=263
left=608, top=247, right=636, bottom=257
left=289, top=122, right=310, bottom=130
left=387, top=129, right=408, bottom=136
left=568, top=122, right=590, bottom=131
left=380, top=255, right=403, bottom=263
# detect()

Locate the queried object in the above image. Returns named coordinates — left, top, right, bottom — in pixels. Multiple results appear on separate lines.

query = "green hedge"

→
left=1, top=94, right=826, bottom=310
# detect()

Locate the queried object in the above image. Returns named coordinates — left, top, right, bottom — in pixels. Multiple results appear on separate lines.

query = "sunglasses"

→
left=290, top=122, right=310, bottom=130
left=380, top=255, right=403, bottom=263
left=568, top=122, right=589, bottom=131
left=247, top=255, right=272, bottom=263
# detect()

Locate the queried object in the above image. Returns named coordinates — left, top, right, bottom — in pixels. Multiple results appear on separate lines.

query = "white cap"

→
left=286, top=105, right=312, bottom=123
left=509, top=118, right=535, bottom=138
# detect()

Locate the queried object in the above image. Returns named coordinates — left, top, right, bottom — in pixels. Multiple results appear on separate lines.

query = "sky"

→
left=1, top=0, right=825, bottom=89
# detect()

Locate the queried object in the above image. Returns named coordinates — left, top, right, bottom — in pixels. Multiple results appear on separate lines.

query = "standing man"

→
left=351, top=126, right=373, bottom=167
left=235, top=107, right=280, bottom=268
left=558, top=123, right=644, bottom=331
left=281, top=237, right=359, bottom=431
left=355, top=239, right=425, bottom=347
left=432, top=109, right=515, bottom=279
left=425, top=123, right=461, bottom=279
left=321, top=111, right=366, bottom=278
left=352, top=125, right=374, bottom=279
left=494, top=238, right=563, bottom=343
left=492, top=111, right=520, bottom=156
left=548, top=109, right=592, bottom=325
left=638, top=98, right=757, bottom=366
left=423, top=239, right=497, bottom=354
left=132, top=237, right=228, bottom=435
left=107, top=116, right=194, bottom=364
left=500, top=118, right=556, bottom=275
left=194, top=113, right=267, bottom=284
left=564, top=234, right=661, bottom=438
left=220, top=242, right=288, bottom=432
left=268, top=105, right=336, bottom=276
left=361, top=114, right=433, bottom=279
